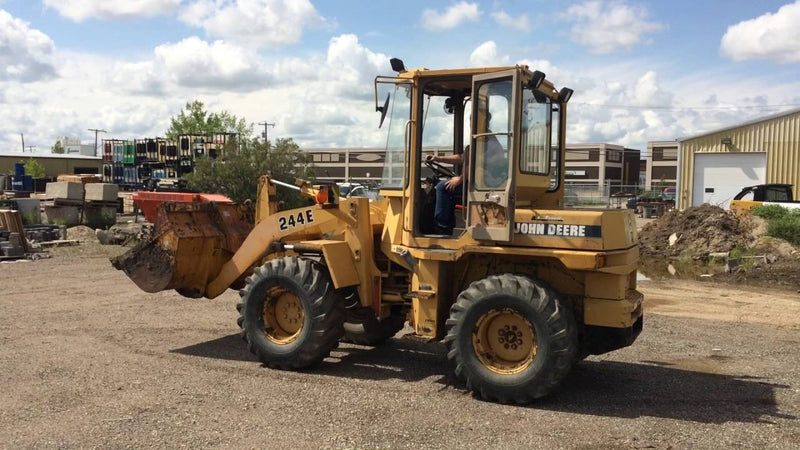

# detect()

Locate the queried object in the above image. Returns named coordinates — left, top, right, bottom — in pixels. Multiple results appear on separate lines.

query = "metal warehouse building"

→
left=0, top=152, right=102, bottom=178
left=677, top=107, right=800, bottom=209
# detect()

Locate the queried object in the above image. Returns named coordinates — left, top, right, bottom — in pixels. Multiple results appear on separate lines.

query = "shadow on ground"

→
left=170, top=333, right=257, bottom=363
left=539, top=360, right=792, bottom=424
left=172, top=334, right=792, bottom=424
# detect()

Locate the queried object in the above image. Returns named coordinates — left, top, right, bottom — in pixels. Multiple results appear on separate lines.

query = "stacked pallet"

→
left=56, top=175, right=99, bottom=184
left=0, top=210, right=30, bottom=259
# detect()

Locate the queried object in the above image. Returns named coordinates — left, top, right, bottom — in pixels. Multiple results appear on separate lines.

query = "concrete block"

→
left=13, top=198, right=41, bottom=225
left=85, top=183, right=119, bottom=202
left=45, top=182, right=84, bottom=200
left=43, top=205, right=81, bottom=227
left=83, top=205, right=117, bottom=229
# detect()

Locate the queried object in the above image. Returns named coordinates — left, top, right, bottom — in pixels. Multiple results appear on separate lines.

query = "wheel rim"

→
left=472, top=308, right=537, bottom=375
left=262, top=288, right=305, bottom=344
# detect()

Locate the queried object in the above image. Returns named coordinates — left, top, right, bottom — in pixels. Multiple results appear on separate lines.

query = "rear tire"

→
left=237, top=256, right=344, bottom=370
left=444, top=274, right=577, bottom=403
left=342, top=307, right=406, bottom=346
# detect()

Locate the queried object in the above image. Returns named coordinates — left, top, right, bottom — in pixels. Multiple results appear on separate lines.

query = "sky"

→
left=1, top=0, right=799, bottom=155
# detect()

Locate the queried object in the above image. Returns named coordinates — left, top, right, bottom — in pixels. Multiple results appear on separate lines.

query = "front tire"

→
left=444, top=274, right=577, bottom=403
left=238, top=256, right=344, bottom=370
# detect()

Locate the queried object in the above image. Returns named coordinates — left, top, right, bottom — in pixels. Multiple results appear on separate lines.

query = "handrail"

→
left=401, top=119, right=413, bottom=232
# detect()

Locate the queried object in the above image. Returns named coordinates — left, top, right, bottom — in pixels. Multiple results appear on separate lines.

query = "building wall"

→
left=0, top=154, right=102, bottom=178
left=303, top=143, right=642, bottom=191
left=646, top=141, right=678, bottom=190
left=564, top=143, right=640, bottom=191
left=305, top=147, right=451, bottom=182
left=677, top=109, right=800, bottom=209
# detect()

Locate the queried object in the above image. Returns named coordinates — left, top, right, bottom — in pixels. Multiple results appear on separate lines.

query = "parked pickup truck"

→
left=730, top=183, right=800, bottom=213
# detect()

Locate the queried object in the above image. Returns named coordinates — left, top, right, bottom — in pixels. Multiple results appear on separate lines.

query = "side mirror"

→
left=377, top=93, right=390, bottom=128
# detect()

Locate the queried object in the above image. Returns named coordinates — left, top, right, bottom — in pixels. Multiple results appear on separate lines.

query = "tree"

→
left=52, top=140, right=64, bottom=154
left=23, top=159, right=45, bottom=178
left=166, top=100, right=252, bottom=140
left=186, top=137, right=315, bottom=208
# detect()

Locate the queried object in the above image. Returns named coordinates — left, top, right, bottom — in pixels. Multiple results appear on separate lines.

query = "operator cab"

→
left=376, top=60, right=571, bottom=243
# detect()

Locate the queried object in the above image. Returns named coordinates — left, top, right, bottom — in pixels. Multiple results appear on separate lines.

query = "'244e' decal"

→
left=278, top=210, right=315, bottom=231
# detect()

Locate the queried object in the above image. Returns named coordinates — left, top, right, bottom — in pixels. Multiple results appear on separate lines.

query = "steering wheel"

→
left=424, top=159, right=456, bottom=178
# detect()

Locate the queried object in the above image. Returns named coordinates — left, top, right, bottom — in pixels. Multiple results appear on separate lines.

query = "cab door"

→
left=466, top=69, right=519, bottom=242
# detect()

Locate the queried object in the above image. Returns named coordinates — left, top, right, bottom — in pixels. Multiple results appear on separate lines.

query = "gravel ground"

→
left=1, top=243, right=798, bottom=449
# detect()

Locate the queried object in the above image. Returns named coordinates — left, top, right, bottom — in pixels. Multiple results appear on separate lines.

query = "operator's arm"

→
left=427, top=154, right=463, bottom=164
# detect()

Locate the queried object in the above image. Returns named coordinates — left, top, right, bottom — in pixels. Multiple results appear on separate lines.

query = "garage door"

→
left=692, top=153, right=766, bottom=209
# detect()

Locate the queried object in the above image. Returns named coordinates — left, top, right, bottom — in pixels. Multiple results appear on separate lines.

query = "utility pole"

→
left=258, top=121, right=275, bottom=144
left=88, top=128, right=107, bottom=157
left=20, top=133, right=25, bottom=152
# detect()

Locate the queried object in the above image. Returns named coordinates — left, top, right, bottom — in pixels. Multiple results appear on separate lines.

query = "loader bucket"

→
left=112, top=202, right=253, bottom=297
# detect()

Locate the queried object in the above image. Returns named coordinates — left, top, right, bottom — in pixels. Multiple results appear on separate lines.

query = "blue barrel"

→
left=14, top=163, right=25, bottom=176
left=21, top=175, right=34, bottom=191
left=11, top=175, right=23, bottom=190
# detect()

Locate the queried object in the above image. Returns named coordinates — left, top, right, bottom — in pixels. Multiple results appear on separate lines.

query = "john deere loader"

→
left=113, top=59, right=643, bottom=403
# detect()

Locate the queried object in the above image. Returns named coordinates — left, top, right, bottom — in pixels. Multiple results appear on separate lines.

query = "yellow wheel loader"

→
left=113, top=59, right=643, bottom=403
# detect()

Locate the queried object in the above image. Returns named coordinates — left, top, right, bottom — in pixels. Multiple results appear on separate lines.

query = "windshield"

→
left=380, top=83, right=412, bottom=189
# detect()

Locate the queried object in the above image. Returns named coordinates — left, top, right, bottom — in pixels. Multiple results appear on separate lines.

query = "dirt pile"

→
left=639, top=205, right=752, bottom=258
left=96, top=223, right=147, bottom=245
left=66, top=225, right=97, bottom=242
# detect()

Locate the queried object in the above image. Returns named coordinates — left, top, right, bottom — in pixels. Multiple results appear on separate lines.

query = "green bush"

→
left=767, top=215, right=800, bottom=246
left=751, top=204, right=792, bottom=220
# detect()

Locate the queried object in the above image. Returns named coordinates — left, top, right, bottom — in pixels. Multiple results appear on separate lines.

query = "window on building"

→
left=566, top=149, right=591, bottom=161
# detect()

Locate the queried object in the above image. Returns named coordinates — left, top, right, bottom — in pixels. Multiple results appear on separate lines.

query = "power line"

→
left=258, top=121, right=275, bottom=143
left=572, top=102, right=800, bottom=111
left=88, top=128, right=107, bottom=157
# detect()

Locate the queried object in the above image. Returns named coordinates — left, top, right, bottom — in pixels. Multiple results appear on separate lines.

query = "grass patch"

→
left=751, top=205, right=800, bottom=245
left=729, top=246, right=756, bottom=270
left=767, top=215, right=800, bottom=246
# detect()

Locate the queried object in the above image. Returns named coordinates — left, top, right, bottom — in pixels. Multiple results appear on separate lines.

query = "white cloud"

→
left=42, top=0, right=181, bottom=22
left=110, top=61, right=165, bottom=96
left=491, top=10, right=529, bottom=31
left=178, top=0, right=325, bottom=49
left=468, top=41, right=510, bottom=67
left=720, top=1, right=800, bottom=63
left=421, top=2, right=480, bottom=31
left=154, top=37, right=269, bottom=90
left=0, top=10, right=57, bottom=82
left=109, top=37, right=270, bottom=95
left=563, top=0, right=664, bottom=54
left=0, top=51, right=183, bottom=151
left=326, top=34, right=389, bottom=86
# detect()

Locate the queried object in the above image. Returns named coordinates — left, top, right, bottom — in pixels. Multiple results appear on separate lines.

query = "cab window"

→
left=520, top=88, right=551, bottom=175
left=766, top=187, right=790, bottom=202
left=473, top=79, right=511, bottom=190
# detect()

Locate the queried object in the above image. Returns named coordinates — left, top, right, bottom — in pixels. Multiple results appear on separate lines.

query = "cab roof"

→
left=396, top=66, right=520, bottom=79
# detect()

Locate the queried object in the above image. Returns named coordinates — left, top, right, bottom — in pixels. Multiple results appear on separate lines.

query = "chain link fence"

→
left=565, top=181, right=676, bottom=209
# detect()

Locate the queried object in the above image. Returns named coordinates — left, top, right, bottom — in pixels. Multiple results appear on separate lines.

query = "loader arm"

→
left=113, top=178, right=374, bottom=300
left=205, top=204, right=357, bottom=298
